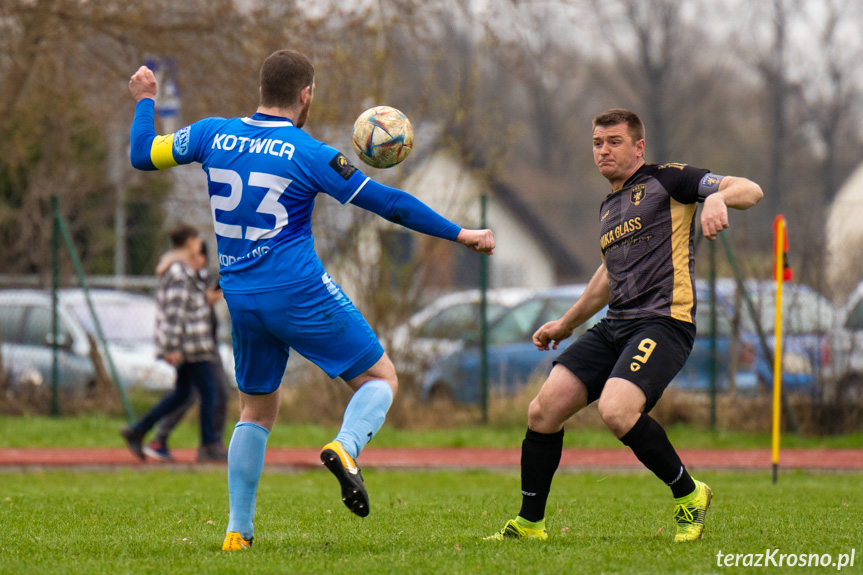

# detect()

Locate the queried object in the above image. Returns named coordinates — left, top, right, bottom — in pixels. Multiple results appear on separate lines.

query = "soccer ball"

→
left=351, top=106, right=413, bottom=169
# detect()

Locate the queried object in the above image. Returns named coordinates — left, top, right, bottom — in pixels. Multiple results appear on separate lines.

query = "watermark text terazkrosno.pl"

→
left=716, top=549, right=855, bottom=570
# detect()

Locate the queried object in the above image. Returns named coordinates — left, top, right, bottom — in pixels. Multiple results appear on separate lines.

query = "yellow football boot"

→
left=673, top=479, right=713, bottom=542
left=221, top=531, right=253, bottom=551
left=484, top=517, right=548, bottom=541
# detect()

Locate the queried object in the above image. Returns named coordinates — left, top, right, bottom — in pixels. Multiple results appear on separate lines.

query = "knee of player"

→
left=376, top=356, right=398, bottom=396
left=238, top=391, right=281, bottom=430
left=597, top=397, right=635, bottom=432
left=527, top=396, right=552, bottom=429
left=366, top=370, right=398, bottom=397
left=385, top=376, right=399, bottom=397
left=238, top=408, right=277, bottom=431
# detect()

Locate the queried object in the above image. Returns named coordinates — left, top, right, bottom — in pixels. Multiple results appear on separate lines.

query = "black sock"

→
left=518, top=427, right=564, bottom=522
left=619, top=413, right=695, bottom=498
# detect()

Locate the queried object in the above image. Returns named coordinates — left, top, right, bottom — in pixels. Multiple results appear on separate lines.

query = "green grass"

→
left=1, top=414, right=862, bottom=450
left=0, top=469, right=860, bottom=574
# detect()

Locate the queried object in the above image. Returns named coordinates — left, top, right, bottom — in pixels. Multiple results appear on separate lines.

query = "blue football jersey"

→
left=135, top=101, right=369, bottom=293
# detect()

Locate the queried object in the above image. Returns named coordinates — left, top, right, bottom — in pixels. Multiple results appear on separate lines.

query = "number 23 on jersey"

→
left=209, top=168, right=290, bottom=241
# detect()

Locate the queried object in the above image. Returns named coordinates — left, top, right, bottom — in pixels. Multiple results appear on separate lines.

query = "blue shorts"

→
left=223, top=273, right=384, bottom=394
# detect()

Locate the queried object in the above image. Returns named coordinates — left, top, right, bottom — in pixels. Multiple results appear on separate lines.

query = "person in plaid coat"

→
left=144, top=241, right=231, bottom=463
left=121, top=223, right=223, bottom=461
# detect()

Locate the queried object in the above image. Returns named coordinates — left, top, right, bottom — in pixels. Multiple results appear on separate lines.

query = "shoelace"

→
left=227, top=533, right=250, bottom=548
left=504, top=521, right=524, bottom=536
left=673, top=503, right=695, bottom=523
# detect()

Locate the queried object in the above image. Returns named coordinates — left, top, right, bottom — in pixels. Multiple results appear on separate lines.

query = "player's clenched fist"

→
left=129, top=66, right=158, bottom=102
left=532, top=319, right=574, bottom=351
left=456, top=228, right=495, bottom=254
left=700, top=194, right=729, bottom=241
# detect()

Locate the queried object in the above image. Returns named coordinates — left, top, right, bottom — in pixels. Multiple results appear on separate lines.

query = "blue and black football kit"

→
left=130, top=98, right=461, bottom=392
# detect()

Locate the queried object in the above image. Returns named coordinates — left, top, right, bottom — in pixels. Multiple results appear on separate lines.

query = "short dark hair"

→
left=259, top=50, right=315, bottom=109
left=593, top=108, right=645, bottom=143
left=169, top=223, right=199, bottom=249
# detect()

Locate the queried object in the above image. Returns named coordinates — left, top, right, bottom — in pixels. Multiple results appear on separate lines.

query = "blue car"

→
left=420, top=280, right=834, bottom=405
left=420, top=285, right=604, bottom=404
left=681, top=279, right=834, bottom=395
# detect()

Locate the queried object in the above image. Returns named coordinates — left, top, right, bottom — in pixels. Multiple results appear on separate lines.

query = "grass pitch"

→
left=0, top=469, right=859, bottom=574
left=2, top=414, right=863, bottom=449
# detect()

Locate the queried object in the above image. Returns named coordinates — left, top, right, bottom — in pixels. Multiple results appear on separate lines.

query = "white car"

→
left=0, top=289, right=176, bottom=392
left=828, top=282, right=863, bottom=401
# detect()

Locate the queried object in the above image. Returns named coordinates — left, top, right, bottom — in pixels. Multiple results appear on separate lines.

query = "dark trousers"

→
left=153, top=357, right=229, bottom=446
left=134, top=360, right=218, bottom=447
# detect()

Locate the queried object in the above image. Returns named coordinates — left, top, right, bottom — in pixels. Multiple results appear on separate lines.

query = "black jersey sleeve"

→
left=652, top=163, right=711, bottom=204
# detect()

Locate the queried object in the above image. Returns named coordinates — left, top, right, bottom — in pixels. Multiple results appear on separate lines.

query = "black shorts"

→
left=553, top=316, right=695, bottom=412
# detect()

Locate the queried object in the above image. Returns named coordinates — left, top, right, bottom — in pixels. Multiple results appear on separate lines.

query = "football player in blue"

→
left=128, top=49, right=495, bottom=551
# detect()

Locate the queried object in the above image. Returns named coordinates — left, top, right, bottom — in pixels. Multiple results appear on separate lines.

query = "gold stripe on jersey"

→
left=150, top=134, right=179, bottom=170
left=669, top=198, right=696, bottom=322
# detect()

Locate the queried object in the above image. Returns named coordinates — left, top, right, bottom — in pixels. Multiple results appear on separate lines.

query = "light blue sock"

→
left=226, top=421, right=269, bottom=540
left=334, top=379, right=394, bottom=459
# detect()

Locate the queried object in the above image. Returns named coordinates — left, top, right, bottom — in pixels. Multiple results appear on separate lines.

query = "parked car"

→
left=0, top=289, right=176, bottom=392
left=827, top=281, right=863, bottom=401
left=389, top=287, right=534, bottom=376
left=675, top=279, right=756, bottom=392
left=678, top=279, right=834, bottom=395
left=418, top=279, right=834, bottom=404
left=419, top=285, right=604, bottom=404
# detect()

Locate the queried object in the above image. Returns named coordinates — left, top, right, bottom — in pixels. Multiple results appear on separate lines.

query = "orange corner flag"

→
left=773, top=215, right=793, bottom=282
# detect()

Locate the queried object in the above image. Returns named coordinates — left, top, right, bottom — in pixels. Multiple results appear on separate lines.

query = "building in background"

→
left=396, top=151, right=584, bottom=293
left=826, top=162, right=863, bottom=303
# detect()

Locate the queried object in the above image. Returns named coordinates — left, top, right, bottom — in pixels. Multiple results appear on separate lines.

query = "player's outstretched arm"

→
left=350, top=179, right=496, bottom=253
left=701, top=176, right=763, bottom=240
left=456, top=229, right=495, bottom=254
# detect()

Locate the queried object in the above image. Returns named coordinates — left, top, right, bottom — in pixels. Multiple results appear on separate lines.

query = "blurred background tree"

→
left=1, top=0, right=862, bottom=297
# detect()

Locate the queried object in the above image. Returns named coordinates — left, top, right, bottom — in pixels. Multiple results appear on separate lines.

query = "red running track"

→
left=0, top=447, right=861, bottom=470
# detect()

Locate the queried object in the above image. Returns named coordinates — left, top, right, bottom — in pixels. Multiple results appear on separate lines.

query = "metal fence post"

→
left=720, top=234, right=799, bottom=434
left=55, top=206, right=135, bottom=422
left=51, top=196, right=60, bottom=417
left=480, top=194, right=489, bottom=424
left=709, top=239, right=717, bottom=431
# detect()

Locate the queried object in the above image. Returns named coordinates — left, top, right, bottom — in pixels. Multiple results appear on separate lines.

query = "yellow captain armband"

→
left=150, top=134, right=179, bottom=169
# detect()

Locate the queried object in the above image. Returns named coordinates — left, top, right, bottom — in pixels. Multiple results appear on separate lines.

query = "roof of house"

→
left=497, top=166, right=608, bottom=283
left=490, top=177, right=585, bottom=281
